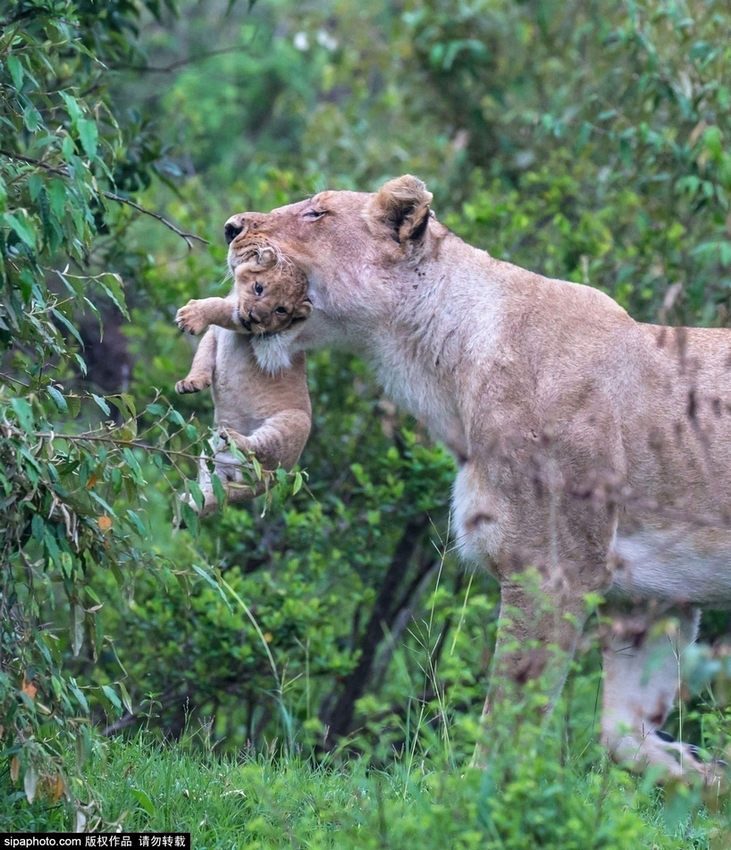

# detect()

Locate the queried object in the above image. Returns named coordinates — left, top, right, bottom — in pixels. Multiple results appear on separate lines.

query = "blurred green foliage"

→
left=1, top=0, right=728, bottom=830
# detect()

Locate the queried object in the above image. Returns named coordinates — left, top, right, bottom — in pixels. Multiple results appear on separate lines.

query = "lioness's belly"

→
left=611, top=519, right=731, bottom=607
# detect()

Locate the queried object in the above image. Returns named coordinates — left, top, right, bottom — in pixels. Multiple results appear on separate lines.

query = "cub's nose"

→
left=224, top=219, right=244, bottom=245
left=248, top=308, right=270, bottom=325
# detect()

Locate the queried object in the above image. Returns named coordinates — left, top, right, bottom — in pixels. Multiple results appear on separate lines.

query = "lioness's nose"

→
left=224, top=213, right=268, bottom=244
left=224, top=218, right=244, bottom=245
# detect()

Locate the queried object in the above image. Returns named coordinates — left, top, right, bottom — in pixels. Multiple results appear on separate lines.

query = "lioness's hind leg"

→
left=601, top=605, right=715, bottom=781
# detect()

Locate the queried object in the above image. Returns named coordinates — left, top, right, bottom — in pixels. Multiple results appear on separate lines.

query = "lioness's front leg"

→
left=176, top=296, right=240, bottom=335
left=472, top=573, right=593, bottom=768
left=455, top=446, right=617, bottom=767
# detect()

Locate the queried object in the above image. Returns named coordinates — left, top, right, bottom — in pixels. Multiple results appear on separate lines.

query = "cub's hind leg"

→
left=601, top=604, right=716, bottom=781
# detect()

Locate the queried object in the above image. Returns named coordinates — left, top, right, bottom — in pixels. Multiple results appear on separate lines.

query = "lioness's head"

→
left=231, top=246, right=311, bottom=335
left=225, top=175, right=434, bottom=271
left=224, top=175, right=438, bottom=369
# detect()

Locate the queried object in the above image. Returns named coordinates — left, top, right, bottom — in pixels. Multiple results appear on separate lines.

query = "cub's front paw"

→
left=176, top=300, right=209, bottom=335
left=175, top=375, right=211, bottom=394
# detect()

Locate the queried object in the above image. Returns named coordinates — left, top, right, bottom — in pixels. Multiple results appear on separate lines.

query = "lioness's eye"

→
left=275, top=306, right=288, bottom=314
left=303, top=209, right=325, bottom=220
left=253, top=282, right=263, bottom=295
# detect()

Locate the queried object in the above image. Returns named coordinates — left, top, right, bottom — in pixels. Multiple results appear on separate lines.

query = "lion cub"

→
left=175, top=249, right=312, bottom=516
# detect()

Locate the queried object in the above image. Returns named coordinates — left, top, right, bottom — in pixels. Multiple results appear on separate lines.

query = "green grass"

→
left=1, top=731, right=727, bottom=849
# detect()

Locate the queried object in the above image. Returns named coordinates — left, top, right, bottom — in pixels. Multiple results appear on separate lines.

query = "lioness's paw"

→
left=176, top=301, right=208, bottom=335
left=175, top=375, right=211, bottom=394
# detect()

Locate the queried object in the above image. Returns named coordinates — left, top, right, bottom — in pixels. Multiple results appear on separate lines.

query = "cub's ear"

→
left=366, top=175, right=433, bottom=244
left=236, top=245, right=278, bottom=273
left=234, top=256, right=261, bottom=276
left=255, top=246, right=278, bottom=268
left=292, top=299, right=312, bottom=322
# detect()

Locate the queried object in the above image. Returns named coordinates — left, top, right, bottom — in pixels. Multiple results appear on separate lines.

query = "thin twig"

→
left=3, top=423, right=200, bottom=464
left=114, top=45, right=248, bottom=74
left=0, top=371, right=30, bottom=388
left=0, top=148, right=66, bottom=176
left=0, top=148, right=208, bottom=247
left=101, top=190, right=207, bottom=248
left=37, top=430, right=200, bottom=462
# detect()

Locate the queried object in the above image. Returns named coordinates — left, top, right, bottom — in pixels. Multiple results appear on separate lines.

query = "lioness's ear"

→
left=366, top=175, right=433, bottom=244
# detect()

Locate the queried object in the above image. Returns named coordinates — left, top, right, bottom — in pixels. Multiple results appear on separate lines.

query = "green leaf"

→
left=251, top=454, right=262, bottom=480
left=47, top=386, right=68, bottom=413
left=61, top=135, right=74, bottom=161
left=51, top=307, right=84, bottom=346
left=78, top=119, right=98, bottom=160
left=130, top=788, right=156, bottom=817
left=28, top=174, right=43, bottom=201
left=97, top=273, right=129, bottom=319
left=192, top=564, right=232, bottom=612
left=179, top=501, right=199, bottom=536
left=91, top=393, right=111, bottom=416
left=68, top=678, right=88, bottom=713
left=118, top=681, right=133, bottom=716
left=125, top=509, right=146, bottom=537
left=31, top=513, right=45, bottom=542
left=23, top=104, right=42, bottom=132
left=48, top=179, right=67, bottom=219
left=4, top=212, right=36, bottom=249
left=292, top=471, right=303, bottom=495
left=60, top=91, right=81, bottom=125
left=10, top=397, right=34, bottom=432
left=211, top=472, right=226, bottom=506
left=188, top=479, right=204, bottom=510
left=7, top=54, right=24, bottom=89
left=101, top=684, right=122, bottom=714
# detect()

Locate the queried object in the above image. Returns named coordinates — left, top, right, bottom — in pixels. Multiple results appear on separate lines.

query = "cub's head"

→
left=232, top=246, right=311, bottom=335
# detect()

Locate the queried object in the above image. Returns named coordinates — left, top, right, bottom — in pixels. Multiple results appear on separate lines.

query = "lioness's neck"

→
left=385, top=247, right=502, bottom=439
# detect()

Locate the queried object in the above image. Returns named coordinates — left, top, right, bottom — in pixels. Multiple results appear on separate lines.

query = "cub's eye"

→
left=253, top=282, right=264, bottom=295
left=303, top=209, right=325, bottom=220
left=275, top=306, right=288, bottom=315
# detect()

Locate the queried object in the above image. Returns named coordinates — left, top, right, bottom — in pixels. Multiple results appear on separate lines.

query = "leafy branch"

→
left=0, top=148, right=209, bottom=248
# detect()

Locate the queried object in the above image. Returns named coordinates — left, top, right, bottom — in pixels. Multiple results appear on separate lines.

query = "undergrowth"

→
left=1, top=726, right=727, bottom=849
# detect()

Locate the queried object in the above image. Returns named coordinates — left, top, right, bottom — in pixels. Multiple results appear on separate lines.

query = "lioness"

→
left=175, top=247, right=311, bottom=516
left=220, top=176, right=730, bottom=780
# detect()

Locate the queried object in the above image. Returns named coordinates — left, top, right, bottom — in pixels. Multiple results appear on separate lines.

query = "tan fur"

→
left=221, top=175, right=730, bottom=780
left=174, top=256, right=311, bottom=516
